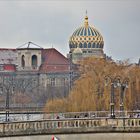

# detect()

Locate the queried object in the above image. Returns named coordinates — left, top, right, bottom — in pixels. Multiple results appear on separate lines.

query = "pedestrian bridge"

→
left=0, top=117, right=140, bottom=137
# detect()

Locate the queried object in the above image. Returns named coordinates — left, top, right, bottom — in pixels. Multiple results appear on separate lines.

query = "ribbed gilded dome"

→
left=69, top=15, right=104, bottom=52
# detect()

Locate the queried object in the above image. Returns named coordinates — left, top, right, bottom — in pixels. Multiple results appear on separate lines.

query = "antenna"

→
left=86, top=10, right=88, bottom=16
left=84, top=10, right=88, bottom=26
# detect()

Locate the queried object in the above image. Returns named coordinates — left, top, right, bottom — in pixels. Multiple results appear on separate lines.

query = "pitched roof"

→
left=0, top=49, right=17, bottom=65
left=17, top=42, right=43, bottom=50
left=40, top=48, right=70, bottom=73
left=42, top=48, right=69, bottom=64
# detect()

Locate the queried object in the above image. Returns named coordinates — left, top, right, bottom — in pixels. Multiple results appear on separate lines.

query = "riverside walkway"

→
left=0, top=116, right=140, bottom=137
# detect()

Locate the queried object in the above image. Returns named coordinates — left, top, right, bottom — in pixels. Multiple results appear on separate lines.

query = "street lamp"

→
left=5, top=88, right=10, bottom=122
left=118, top=78, right=129, bottom=117
left=0, top=73, right=16, bottom=122
left=69, top=52, right=73, bottom=92
left=0, top=83, right=10, bottom=122
left=105, top=75, right=129, bottom=118
left=105, top=75, right=122, bottom=118
left=5, top=85, right=15, bottom=122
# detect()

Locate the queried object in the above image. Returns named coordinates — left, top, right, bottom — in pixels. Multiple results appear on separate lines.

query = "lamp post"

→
left=119, top=78, right=129, bottom=117
left=105, top=75, right=129, bottom=118
left=5, top=89, right=10, bottom=122
left=0, top=73, right=15, bottom=122
left=0, top=82, right=11, bottom=122
left=69, top=52, right=73, bottom=92
left=110, top=82, right=115, bottom=118
left=105, top=75, right=122, bottom=118
left=105, top=75, right=118, bottom=118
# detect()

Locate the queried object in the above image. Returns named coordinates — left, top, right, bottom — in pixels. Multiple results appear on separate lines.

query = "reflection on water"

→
left=1, top=133, right=140, bottom=140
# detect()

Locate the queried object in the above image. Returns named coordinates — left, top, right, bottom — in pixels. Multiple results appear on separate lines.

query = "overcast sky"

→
left=0, top=0, right=139, bottom=62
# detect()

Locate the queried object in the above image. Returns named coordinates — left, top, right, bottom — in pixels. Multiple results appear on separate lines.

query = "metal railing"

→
left=44, top=110, right=140, bottom=120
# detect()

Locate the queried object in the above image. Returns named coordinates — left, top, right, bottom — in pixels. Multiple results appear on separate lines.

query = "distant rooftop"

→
left=17, top=42, right=43, bottom=50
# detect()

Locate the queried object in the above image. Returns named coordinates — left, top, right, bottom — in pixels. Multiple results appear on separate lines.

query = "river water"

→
left=0, top=133, right=140, bottom=140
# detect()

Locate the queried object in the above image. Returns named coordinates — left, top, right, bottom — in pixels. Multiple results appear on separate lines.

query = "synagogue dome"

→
left=69, top=15, right=104, bottom=52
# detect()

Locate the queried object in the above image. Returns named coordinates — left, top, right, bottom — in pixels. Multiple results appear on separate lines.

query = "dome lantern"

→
left=84, top=10, right=89, bottom=27
left=84, top=16, right=88, bottom=27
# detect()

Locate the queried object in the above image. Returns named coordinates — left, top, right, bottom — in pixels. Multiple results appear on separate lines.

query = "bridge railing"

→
left=0, top=118, right=140, bottom=136
left=43, top=110, right=140, bottom=119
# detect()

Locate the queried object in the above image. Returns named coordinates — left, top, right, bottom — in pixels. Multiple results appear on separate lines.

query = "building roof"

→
left=40, top=48, right=70, bottom=73
left=17, top=42, right=43, bottom=50
left=0, top=43, right=72, bottom=73
left=0, top=48, right=18, bottom=65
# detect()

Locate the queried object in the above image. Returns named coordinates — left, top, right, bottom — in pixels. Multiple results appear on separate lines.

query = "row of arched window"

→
left=69, top=42, right=103, bottom=49
left=21, top=55, right=38, bottom=69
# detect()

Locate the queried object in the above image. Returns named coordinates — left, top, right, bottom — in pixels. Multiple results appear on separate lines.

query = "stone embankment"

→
left=0, top=118, right=140, bottom=137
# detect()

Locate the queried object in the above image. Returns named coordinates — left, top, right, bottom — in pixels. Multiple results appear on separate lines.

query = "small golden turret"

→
left=84, top=10, right=88, bottom=27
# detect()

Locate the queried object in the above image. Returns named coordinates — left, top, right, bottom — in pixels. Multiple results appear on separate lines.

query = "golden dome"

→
left=69, top=15, right=104, bottom=52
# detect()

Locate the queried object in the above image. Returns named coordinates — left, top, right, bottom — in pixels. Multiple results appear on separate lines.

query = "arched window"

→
left=97, top=43, right=100, bottom=48
left=95, top=43, right=97, bottom=48
left=75, top=43, right=78, bottom=48
left=84, top=42, right=87, bottom=48
left=101, top=43, right=103, bottom=48
left=73, top=43, right=76, bottom=48
left=88, top=43, right=91, bottom=48
left=71, top=43, right=74, bottom=48
left=92, top=43, right=95, bottom=48
left=69, top=43, right=72, bottom=48
left=21, top=55, right=25, bottom=68
left=32, top=55, right=37, bottom=69
left=79, top=43, right=82, bottom=48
